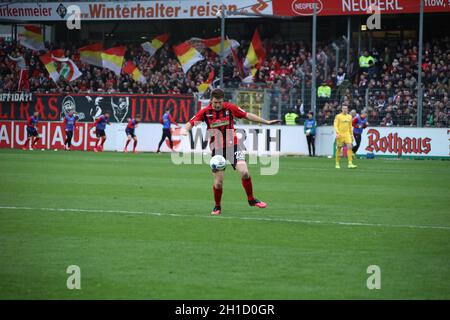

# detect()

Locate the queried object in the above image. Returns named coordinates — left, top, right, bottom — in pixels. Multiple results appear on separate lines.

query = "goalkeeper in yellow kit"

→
left=334, top=103, right=357, bottom=169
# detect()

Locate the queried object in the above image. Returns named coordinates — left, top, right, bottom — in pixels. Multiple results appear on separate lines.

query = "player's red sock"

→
left=95, top=139, right=99, bottom=148
left=213, top=186, right=222, bottom=207
left=23, top=139, right=30, bottom=149
left=133, top=140, right=137, bottom=151
left=125, top=140, right=130, bottom=149
left=241, top=177, right=255, bottom=201
left=100, top=138, right=106, bottom=147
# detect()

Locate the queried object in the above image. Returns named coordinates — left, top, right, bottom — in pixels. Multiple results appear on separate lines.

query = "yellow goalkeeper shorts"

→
left=336, top=135, right=352, bottom=147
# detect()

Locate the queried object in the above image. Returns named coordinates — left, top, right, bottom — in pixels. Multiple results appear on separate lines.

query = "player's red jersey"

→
left=189, top=102, right=247, bottom=148
left=127, top=118, right=138, bottom=129
left=27, top=115, right=38, bottom=128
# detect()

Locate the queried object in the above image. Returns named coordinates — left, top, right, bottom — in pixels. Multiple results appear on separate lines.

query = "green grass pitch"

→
left=0, top=149, right=449, bottom=299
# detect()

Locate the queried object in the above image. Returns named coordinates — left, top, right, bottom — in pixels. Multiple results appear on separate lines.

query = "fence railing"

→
left=214, top=86, right=448, bottom=128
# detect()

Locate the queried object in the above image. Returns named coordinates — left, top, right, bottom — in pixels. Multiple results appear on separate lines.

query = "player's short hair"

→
left=211, top=88, right=225, bottom=100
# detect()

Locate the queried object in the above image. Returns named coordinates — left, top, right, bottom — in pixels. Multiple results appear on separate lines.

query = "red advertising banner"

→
left=0, top=121, right=12, bottom=149
left=272, top=0, right=450, bottom=16
left=0, top=121, right=98, bottom=151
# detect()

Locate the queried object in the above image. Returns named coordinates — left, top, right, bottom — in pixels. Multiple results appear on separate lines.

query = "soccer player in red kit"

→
left=23, top=111, right=40, bottom=150
left=93, top=113, right=110, bottom=152
left=181, top=88, right=280, bottom=215
left=124, top=116, right=141, bottom=153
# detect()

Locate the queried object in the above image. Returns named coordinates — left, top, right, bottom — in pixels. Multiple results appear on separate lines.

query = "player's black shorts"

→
left=125, top=128, right=135, bottom=138
left=96, top=129, right=106, bottom=138
left=26, top=127, right=38, bottom=137
left=211, top=144, right=246, bottom=170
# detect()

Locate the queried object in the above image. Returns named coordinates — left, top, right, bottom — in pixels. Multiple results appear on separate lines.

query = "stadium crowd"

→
left=0, top=35, right=448, bottom=127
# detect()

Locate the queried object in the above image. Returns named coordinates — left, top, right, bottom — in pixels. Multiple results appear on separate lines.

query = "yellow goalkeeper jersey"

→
left=333, top=113, right=353, bottom=136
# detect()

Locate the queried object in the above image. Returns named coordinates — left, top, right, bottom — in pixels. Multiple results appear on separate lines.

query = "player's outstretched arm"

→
left=180, top=122, right=193, bottom=136
left=246, top=112, right=281, bottom=125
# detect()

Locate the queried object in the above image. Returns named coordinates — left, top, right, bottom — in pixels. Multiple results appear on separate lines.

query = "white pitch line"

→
left=0, top=205, right=449, bottom=231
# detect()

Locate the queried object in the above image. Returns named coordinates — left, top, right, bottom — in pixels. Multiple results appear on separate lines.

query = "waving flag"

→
left=101, top=46, right=126, bottom=75
left=123, top=61, right=146, bottom=84
left=19, top=25, right=45, bottom=51
left=39, top=52, right=59, bottom=82
left=243, top=30, right=266, bottom=76
left=141, top=33, right=169, bottom=57
left=53, top=56, right=82, bottom=82
left=202, top=37, right=239, bottom=58
left=230, top=39, right=245, bottom=78
left=79, top=42, right=103, bottom=67
left=197, top=68, right=215, bottom=94
left=51, top=49, right=65, bottom=59
left=40, top=53, right=82, bottom=83
left=173, top=42, right=204, bottom=74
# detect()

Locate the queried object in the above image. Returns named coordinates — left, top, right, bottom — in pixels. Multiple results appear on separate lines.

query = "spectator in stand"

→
left=317, top=81, right=331, bottom=107
left=367, top=59, right=377, bottom=80
left=7, top=50, right=29, bottom=92
left=359, top=50, right=374, bottom=75
left=284, top=109, right=299, bottom=125
left=0, top=36, right=448, bottom=127
left=335, top=67, right=346, bottom=87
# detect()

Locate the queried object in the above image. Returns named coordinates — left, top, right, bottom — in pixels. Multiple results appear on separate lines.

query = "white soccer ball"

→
left=306, top=129, right=311, bottom=135
left=210, top=155, right=227, bottom=171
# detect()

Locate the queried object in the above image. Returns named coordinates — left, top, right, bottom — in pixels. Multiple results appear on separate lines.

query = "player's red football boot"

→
left=211, top=206, right=221, bottom=215
left=249, top=199, right=267, bottom=208
left=93, top=147, right=98, bottom=152
left=123, top=149, right=128, bottom=153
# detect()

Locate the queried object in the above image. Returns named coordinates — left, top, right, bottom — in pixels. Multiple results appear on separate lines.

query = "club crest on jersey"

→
left=210, top=119, right=230, bottom=128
